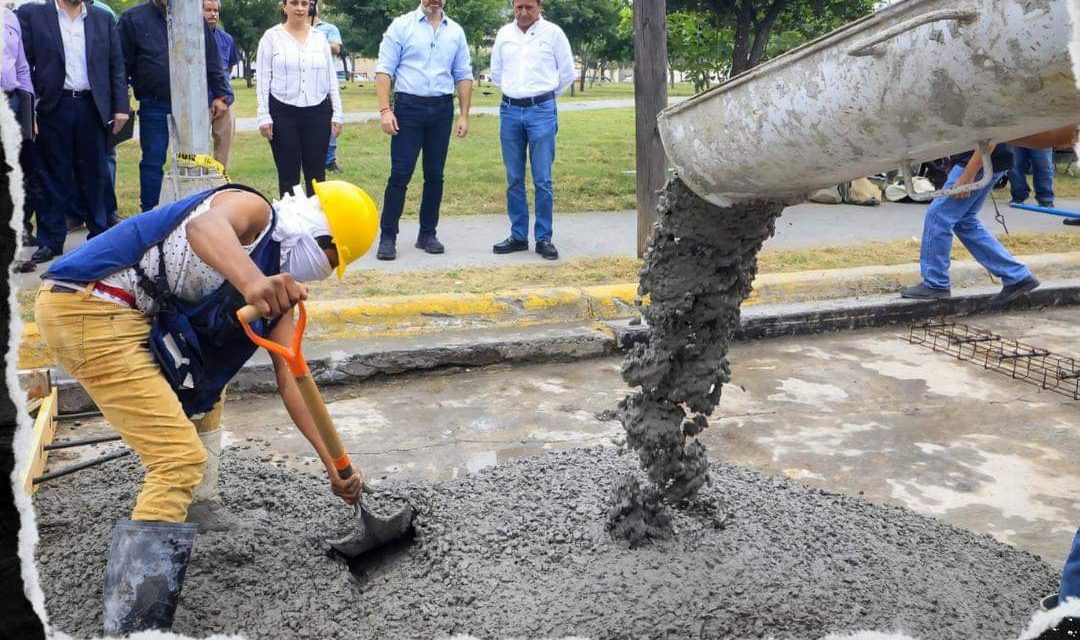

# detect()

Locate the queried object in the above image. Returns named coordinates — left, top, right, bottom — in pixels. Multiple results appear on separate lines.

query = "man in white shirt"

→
left=489, top=0, right=573, bottom=261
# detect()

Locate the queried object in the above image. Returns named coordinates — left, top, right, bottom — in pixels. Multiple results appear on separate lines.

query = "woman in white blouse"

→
left=256, top=0, right=343, bottom=197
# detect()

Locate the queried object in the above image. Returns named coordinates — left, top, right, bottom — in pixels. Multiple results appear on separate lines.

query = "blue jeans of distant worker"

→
left=380, top=95, right=453, bottom=239
left=326, top=130, right=338, bottom=166
left=138, top=98, right=171, bottom=212
left=920, top=165, right=1032, bottom=290
left=1008, top=147, right=1054, bottom=204
left=500, top=100, right=558, bottom=243
left=1062, top=528, right=1080, bottom=603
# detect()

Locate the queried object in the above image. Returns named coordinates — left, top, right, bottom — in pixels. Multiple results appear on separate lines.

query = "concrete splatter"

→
left=32, top=446, right=1056, bottom=639
left=616, top=178, right=783, bottom=518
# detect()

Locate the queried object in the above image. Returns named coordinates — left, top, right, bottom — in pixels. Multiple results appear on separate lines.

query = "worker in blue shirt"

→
left=374, top=0, right=473, bottom=261
left=203, top=0, right=238, bottom=169
left=118, top=0, right=233, bottom=212
left=312, top=3, right=344, bottom=172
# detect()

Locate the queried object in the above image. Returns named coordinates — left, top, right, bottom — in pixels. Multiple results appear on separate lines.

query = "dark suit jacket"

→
left=17, top=1, right=128, bottom=128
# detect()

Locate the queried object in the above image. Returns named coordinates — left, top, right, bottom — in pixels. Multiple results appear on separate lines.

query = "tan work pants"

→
left=211, top=104, right=236, bottom=169
left=35, top=285, right=224, bottom=522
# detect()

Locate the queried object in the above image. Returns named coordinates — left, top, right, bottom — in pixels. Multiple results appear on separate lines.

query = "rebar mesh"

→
left=907, top=320, right=1079, bottom=400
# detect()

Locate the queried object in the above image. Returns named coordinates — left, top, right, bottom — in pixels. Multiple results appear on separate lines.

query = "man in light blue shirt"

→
left=374, top=0, right=473, bottom=260
left=312, top=4, right=343, bottom=171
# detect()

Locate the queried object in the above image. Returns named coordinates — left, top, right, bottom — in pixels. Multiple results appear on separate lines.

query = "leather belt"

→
left=61, top=89, right=92, bottom=99
left=502, top=92, right=555, bottom=107
left=394, top=92, right=454, bottom=106
left=50, top=282, right=137, bottom=308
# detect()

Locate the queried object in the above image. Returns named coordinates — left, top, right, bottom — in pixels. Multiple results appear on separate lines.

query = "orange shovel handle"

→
left=237, top=301, right=309, bottom=376
left=236, top=301, right=355, bottom=480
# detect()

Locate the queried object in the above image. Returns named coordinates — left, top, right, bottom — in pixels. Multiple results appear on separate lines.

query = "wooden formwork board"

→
left=23, top=387, right=58, bottom=495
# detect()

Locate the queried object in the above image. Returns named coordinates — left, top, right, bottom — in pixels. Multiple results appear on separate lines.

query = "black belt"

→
left=394, top=92, right=453, bottom=106
left=502, top=92, right=555, bottom=107
left=61, top=89, right=92, bottom=99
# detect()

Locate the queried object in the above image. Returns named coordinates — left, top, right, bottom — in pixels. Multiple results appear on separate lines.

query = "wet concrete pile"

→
left=33, top=446, right=1056, bottom=639
left=615, top=178, right=783, bottom=525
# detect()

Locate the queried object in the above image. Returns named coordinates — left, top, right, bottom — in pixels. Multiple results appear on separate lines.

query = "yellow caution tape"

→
left=175, top=152, right=231, bottom=183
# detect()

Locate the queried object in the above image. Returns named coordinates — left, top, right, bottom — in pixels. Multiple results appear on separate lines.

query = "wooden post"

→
left=162, top=0, right=223, bottom=204
left=634, top=0, right=668, bottom=257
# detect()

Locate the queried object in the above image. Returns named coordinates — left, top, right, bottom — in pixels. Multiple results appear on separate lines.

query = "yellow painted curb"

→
left=17, top=252, right=1080, bottom=370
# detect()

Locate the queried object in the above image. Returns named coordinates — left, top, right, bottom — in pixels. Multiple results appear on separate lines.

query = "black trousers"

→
left=35, top=95, right=109, bottom=251
left=268, top=94, right=332, bottom=197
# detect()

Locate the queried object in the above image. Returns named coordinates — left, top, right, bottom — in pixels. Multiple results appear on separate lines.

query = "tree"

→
left=220, top=0, right=281, bottom=86
left=668, top=0, right=874, bottom=77
left=666, top=10, right=731, bottom=91
left=544, top=0, right=624, bottom=94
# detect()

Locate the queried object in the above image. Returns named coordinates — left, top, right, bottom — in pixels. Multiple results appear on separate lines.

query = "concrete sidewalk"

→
left=14, top=197, right=1078, bottom=290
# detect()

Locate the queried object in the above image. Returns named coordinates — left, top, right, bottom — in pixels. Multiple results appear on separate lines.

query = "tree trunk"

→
left=244, top=56, right=254, bottom=88
left=579, top=57, right=588, bottom=93
left=729, top=0, right=754, bottom=78
left=747, top=0, right=790, bottom=69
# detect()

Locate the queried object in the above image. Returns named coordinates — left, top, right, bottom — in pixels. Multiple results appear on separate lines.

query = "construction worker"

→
left=34, top=179, right=377, bottom=636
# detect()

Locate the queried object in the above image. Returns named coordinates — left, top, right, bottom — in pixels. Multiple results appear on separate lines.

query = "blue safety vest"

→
left=45, top=185, right=280, bottom=416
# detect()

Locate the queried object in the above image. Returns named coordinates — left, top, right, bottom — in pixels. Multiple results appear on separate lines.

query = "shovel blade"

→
left=327, top=503, right=416, bottom=558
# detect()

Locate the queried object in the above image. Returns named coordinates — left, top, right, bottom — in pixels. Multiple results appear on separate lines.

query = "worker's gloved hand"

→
left=329, top=467, right=363, bottom=506
left=243, top=273, right=307, bottom=318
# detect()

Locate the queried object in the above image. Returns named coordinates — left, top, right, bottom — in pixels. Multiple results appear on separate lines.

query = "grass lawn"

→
left=224, top=80, right=699, bottom=119
left=114, top=107, right=639, bottom=217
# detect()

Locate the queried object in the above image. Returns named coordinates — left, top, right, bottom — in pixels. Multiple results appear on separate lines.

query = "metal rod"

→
left=951, top=336, right=999, bottom=344
left=32, top=449, right=132, bottom=485
left=44, top=434, right=123, bottom=451
left=998, top=349, right=1050, bottom=360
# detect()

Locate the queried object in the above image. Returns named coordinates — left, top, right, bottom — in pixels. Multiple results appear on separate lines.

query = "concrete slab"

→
left=45, top=308, right=1079, bottom=566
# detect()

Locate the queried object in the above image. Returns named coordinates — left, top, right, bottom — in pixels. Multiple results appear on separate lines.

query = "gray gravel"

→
left=32, top=445, right=1056, bottom=639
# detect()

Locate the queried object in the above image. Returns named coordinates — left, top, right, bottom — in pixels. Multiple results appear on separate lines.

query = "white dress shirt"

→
left=55, top=0, right=89, bottom=91
left=255, top=24, right=343, bottom=126
left=489, top=17, right=574, bottom=100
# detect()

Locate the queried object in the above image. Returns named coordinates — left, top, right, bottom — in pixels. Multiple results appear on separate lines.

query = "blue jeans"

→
left=138, top=98, right=171, bottom=212
left=326, top=130, right=338, bottom=165
left=499, top=100, right=558, bottom=242
left=1008, top=147, right=1054, bottom=204
left=1062, top=528, right=1080, bottom=603
left=380, top=96, right=453, bottom=239
left=919, top=165, right=1032, bottom=289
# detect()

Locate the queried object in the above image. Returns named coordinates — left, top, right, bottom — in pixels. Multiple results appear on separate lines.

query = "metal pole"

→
left=634, top=0, right=668, bottom=258
left=162, top=0, right=223, bottom=203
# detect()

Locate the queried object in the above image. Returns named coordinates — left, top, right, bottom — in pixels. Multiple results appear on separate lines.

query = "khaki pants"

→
left=35, top=285, right=224, bottom=522
left=211, top=104, right=236, bottom=169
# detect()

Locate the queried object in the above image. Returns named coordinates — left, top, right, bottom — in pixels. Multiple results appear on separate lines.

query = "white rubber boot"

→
left=185, top=429, right=237, bottom=533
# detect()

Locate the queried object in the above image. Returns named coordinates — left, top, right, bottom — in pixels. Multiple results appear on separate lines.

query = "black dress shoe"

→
left=535, top=239, right=559, bottom=260
left=415, top=235, right=445, bottom=254
left=991, top=276, right=1039, bottom=305
left=900, top=282, right=950, bottom=300
left=493, top=237, right=528, bottom=254
left=30, top=246, right=61, bottom=264
left=326, top=161, right=341, bottom=173
left=376, top=236, right=396, bottom=261
left=22, top=230, right=36, bottom=247
left=1064, top=217, right=1080, bottom=226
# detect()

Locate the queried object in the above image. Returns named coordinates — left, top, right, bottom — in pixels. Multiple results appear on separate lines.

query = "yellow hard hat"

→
left=311, top=179, right=379, bottom=279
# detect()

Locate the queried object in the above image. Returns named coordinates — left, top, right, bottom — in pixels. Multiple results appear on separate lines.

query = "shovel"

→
left=237, top=302, right=415, bottom=558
